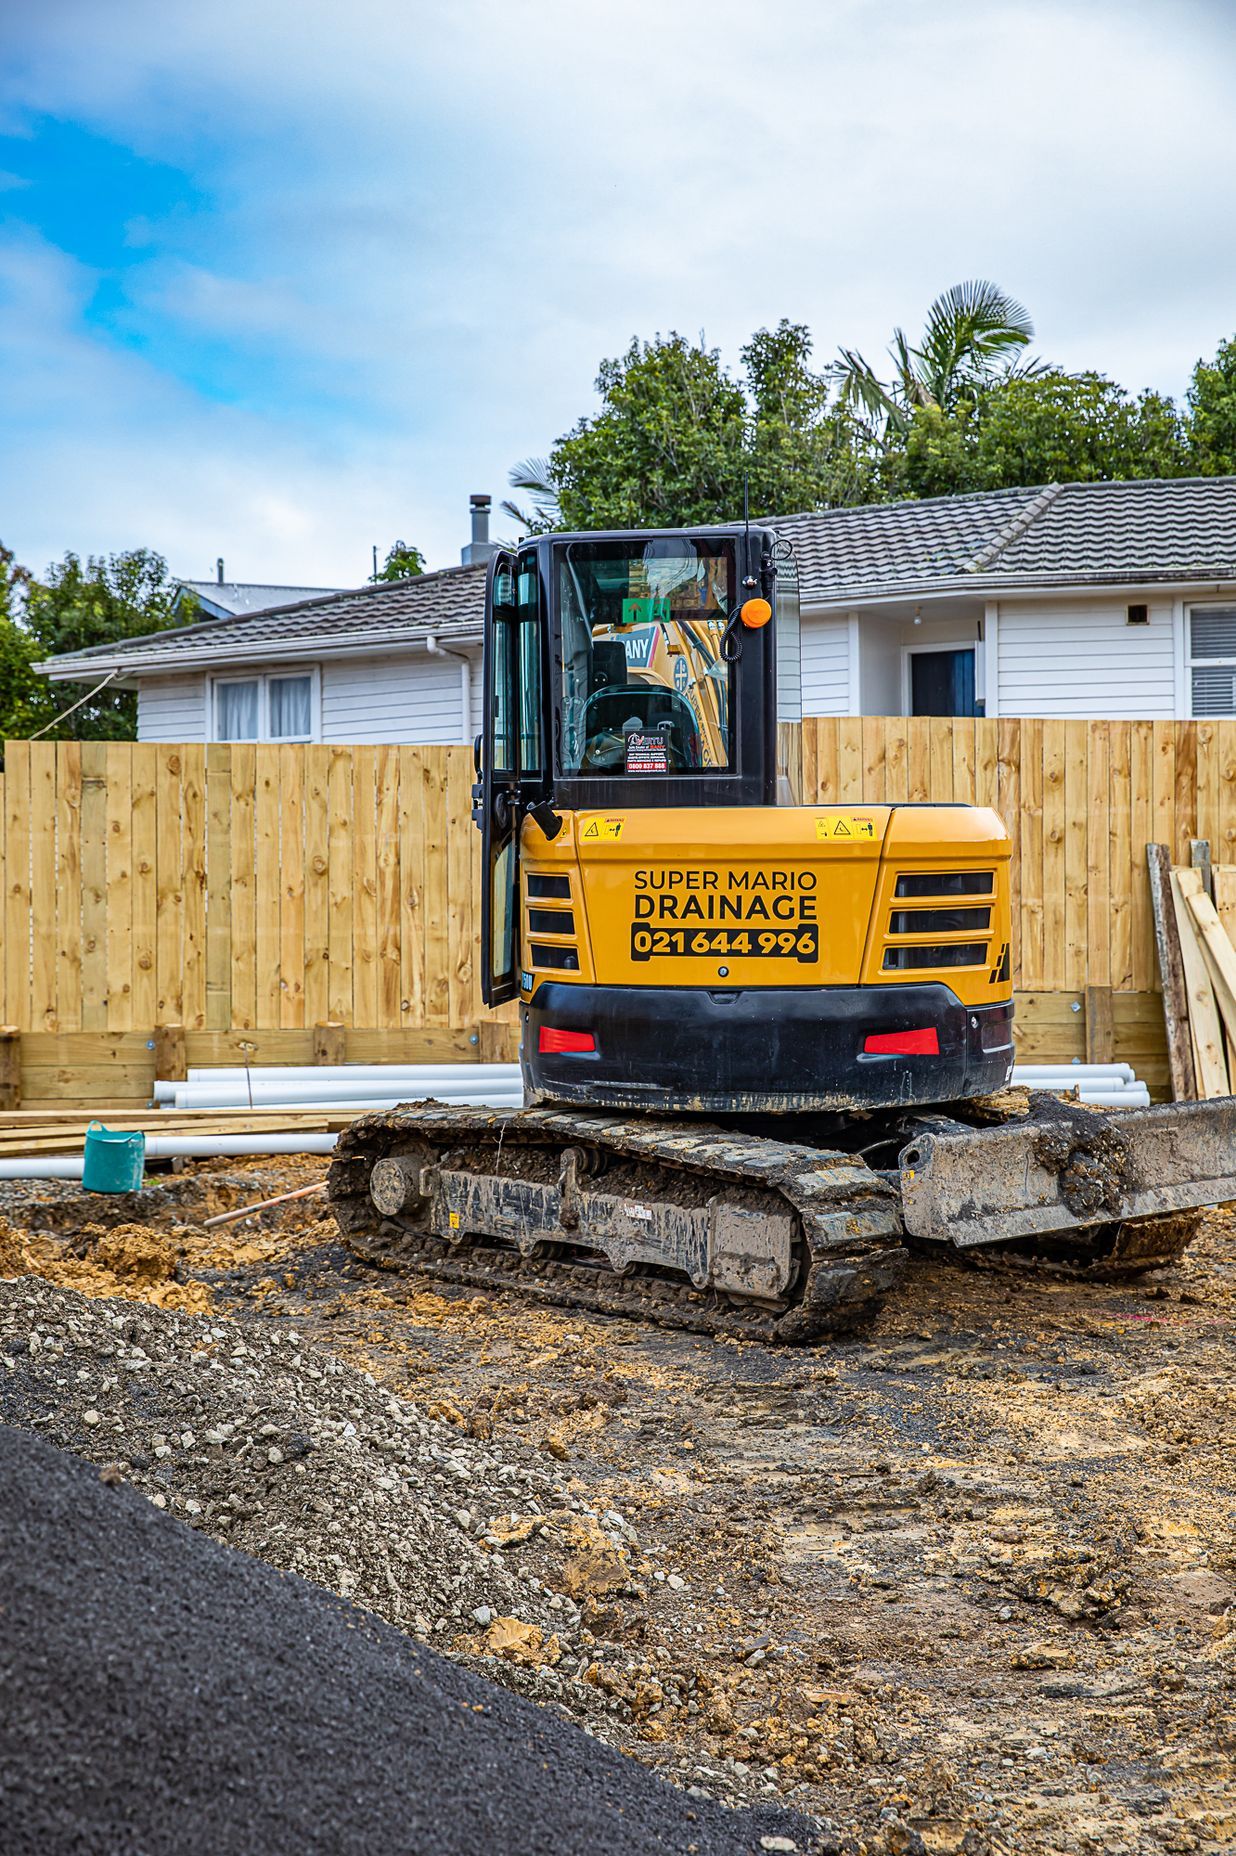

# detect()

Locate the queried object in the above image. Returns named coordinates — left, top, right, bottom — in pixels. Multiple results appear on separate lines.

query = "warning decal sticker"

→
left=815, top=814, right=878, bottom=841
left=581, top=818, right=624, bottom=840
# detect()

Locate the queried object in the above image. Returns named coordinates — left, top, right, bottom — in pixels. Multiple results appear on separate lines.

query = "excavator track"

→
left=328, top=1104, right=907, bottom=1343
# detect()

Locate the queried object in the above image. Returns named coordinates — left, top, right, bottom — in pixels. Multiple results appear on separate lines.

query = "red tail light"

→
left=863, top=1028, right=939, bottom=1056
left=538, top=1026, right=596, bottom=1054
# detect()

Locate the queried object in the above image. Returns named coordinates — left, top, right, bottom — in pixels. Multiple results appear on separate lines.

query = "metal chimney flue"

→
left=460, top=494, right=495, bottom=567
left=216, top=557, right=225, bottom=585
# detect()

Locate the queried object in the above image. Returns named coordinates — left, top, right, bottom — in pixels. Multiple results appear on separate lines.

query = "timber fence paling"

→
left=6, top=723, right=1236, bottom=1061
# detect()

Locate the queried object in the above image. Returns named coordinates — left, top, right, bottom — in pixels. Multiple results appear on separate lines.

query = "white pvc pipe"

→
left=181, top=1064, right=521, bottom=1085
left=156, top=1064, right=523, bottom=1104
left=0, top=1131, right=341, bottom=1181
left=1072, top=1086, right=1152, bottom=1108
left=1014, top=1064, right=1135, bottom=1082
left=169, top=1084, right=524, bottom=1112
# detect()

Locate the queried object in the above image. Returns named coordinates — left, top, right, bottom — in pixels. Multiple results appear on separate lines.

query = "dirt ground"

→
left=3, top=1161, right=1234, bottom=1855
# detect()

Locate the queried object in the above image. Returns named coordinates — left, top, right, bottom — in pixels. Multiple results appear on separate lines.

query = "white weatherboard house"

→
left=37, top=479, right=1236, bottom=737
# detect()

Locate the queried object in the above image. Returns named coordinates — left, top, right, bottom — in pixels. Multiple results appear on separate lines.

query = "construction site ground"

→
left=1, top=1157, right=1233, bottom=1856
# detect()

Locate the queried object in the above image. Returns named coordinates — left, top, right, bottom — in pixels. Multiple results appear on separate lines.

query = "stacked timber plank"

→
left=1147, top=842, right=1236, bottom=1100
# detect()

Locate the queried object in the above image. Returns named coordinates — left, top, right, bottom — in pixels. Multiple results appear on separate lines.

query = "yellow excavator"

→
left=328, top=525, right=1236, bottom=1340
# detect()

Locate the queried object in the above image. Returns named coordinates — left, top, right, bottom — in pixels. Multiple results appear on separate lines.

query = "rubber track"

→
left=329, top=1105, right=908, bottom=1343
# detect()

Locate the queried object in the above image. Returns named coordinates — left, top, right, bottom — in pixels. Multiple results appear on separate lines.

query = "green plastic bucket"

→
left=82, top=1123, right=146, bottom=1194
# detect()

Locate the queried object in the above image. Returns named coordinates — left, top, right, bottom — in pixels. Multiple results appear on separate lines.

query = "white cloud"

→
left=2, top=0, right=1235, bottom=580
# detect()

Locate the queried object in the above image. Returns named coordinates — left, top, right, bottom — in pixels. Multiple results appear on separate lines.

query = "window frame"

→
left=208, top=666, right=321, bottom=743
left=1186, top=603, right=1236, bottom=719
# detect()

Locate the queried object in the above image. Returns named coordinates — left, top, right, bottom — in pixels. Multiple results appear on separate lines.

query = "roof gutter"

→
left=36, top=626, right=484, bottom=684
left=807, top=573, right=1236, bottom=615
left=425, top=634, right=473, bottom=741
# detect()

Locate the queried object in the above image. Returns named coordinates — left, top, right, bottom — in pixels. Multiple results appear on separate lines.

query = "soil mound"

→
left=0, top=1424, right=811, bottom=1854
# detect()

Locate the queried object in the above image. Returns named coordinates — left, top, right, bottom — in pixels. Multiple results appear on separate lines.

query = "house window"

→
left=211, top=672, right=317, bottom=741
left=1188, top=607, right=1236, bottom=717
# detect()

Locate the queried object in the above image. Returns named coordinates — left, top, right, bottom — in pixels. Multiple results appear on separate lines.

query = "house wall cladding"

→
left=136, top=675, right=207, bottom=741
left=137, top=651, right=478, bottom=746
left=995, top=598, right=1177, bottom=718
left=799, top=617, right=851, bottom=714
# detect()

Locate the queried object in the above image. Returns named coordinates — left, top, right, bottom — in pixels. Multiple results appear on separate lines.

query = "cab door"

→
left=480, top=550, right=520, bottom=1005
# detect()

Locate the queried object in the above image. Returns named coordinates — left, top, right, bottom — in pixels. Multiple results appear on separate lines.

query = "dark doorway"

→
left=909, top=647, right=977, bottom=716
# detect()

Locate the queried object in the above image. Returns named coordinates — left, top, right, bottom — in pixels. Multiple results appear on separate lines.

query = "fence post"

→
left=154, top=1023, right=187, bottom=1083
left=313, top=1022, right=346, bottom=1066
left=0, top=1028, right=18, bottom=1109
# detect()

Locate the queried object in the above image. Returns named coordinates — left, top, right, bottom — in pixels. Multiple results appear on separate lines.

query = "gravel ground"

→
left=3, top=1164, right=1235, bottom=1853
left=0, top=1423, right=813, bottom=1856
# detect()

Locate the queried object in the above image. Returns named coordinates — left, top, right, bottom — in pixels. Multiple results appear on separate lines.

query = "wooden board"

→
left=1170, top=869, right=1228, bottom=1098
left=105, top=746, right=134, bottom=1029
left=1146, top=843, right=1196, bottom=1101
left=181, top=744, right=208, bottom=1030
left=3, top=741, right=30, bottom=1032
left=1180, top=872, right=1236, bottom=1059
left=302, top=745, right=330, bottom=1028
left=278, top=747, right=306, bottom=1027
left=130, top=744, right=159, bottom=1031
left=229, top=744, right=257, bottom=1032
left=204, top=745, right=233, bottom=1031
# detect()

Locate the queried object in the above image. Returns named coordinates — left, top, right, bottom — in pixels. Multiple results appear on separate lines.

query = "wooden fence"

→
left=4, top=721, right=1231, bottom=1100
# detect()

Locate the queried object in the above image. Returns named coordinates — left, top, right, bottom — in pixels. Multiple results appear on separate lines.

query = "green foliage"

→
left=832, top=280, right=1039, bottom=442
left=883, top=371, right=1192, bottom=500
left=0, top=543, right=45, bottom=753
left=10, top=547, right=186, bottom=744
left=371, top=541, right=426, bottom=581
left=547, top=322, right=867, bottom=532
left=967, top=371, right=1188, bottom=489
left=500, top=458, right=560, bottom=535
left=551, top=333, right=747, bottom=531
left=1187, top=336, right=1236, bottom=475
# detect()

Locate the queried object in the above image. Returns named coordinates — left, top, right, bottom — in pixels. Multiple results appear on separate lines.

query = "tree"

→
left=499, top=457, right=560, bottom=535
left=967, top=371, right=1187, bottom=490
left=831, top=280, right=1039, bottom=443
left=551, top=333, right=748, bottom=531
left=1187, top=336, right=1236, bottom=475
left=0, top=543, right=45, bottom=752
left=743, top=320, right=879, bottom=513
left=19, top=548, right=186, bottom=742
left=883, top=370, right=1190, bottom=500
left=371, top=541, right=426, bottom=581
left=547, top=323, right=868, bottom=532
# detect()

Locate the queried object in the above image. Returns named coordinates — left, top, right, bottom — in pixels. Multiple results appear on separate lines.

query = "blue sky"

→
left=1, top=0, right=1235, bottom=587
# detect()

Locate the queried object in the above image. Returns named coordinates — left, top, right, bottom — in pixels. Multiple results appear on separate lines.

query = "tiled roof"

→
left=40, top=479, right=1236, bottom=681
left=40, top=565, right=487, bottom=678
left=773, top=478, right=1236, bottom=605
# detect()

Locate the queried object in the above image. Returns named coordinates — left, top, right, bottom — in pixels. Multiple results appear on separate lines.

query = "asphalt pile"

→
left=0, top=1423, right=813, bottom=1855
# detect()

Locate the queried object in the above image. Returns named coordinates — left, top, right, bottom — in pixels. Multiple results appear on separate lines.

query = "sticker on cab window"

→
left=625, top=733, right=668, bottom=775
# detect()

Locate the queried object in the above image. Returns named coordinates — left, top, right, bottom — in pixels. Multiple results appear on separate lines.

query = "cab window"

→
left=557, top=538, right=734, bottom=775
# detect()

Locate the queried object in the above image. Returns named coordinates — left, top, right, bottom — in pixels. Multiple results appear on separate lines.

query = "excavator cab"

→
left=480, top=526, right=795, bottom=1009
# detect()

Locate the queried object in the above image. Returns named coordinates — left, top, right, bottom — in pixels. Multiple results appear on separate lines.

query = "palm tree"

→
left=499, top=456, right=561, bottom=533
left=831, top=281, right=1040, bottom=442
